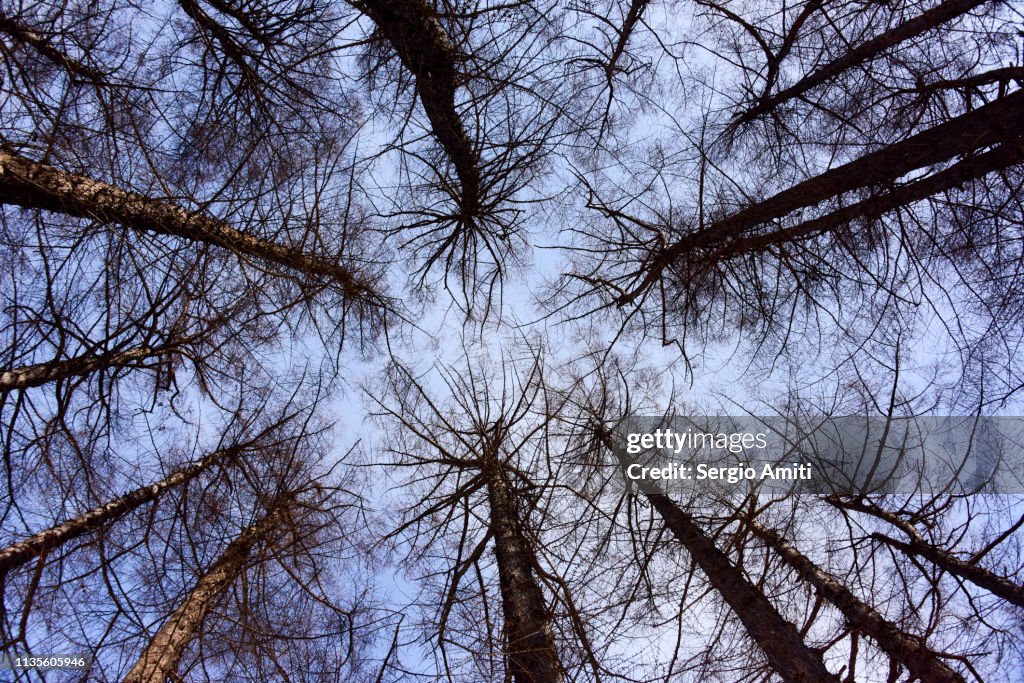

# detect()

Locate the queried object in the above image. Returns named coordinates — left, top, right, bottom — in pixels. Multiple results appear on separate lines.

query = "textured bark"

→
left=620, top=88, right=1024, bottom=304
left=606, top=0, right=649, bottom=78
left=0, top=150, right=384, bottom=308
left=0, top=344, right=178, bottom=392
left=122, top=502, right=287, bottom=683
left=736, top=0, right=993, bottom=123
left=483, top=448, right=561, bottom=683
left=831, top=497, right=1024, bottom=608
left=0, top=445, right=240, bottom=580
left=0, top=12, right=105, bottom=82
left=646, top=493, right=839, bottom=683
left=702, top=141, right=1024, bottom=262
left=353, top=0, right=481, bottom=217
left=746, top=519, right=965, bottom=683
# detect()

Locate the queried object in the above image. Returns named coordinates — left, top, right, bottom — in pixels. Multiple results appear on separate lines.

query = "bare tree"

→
left=2, top=0, right=1023, bottom=680
left=586, top=423, right=839, bottom=682
left=740, top=516, right=966, bottom=682
left=371, top=351, right=564, bottom=682
left=725, top=0, right=998, bottom=125
left=828, top=495, right=1024, bottom=609
left=122, top=495, right=293, bottom=683
left=349, top=1, right=561, bottom=310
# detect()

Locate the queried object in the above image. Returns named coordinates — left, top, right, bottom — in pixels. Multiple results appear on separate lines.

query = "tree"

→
left=739, top=516, right=965, bottom=682
left=2, top=0, right=1024, bottom=680
left=370, top=351, right=564, bottom=682
left=122, top=495, right=293, bottom=683
left=827, top=494, right=1024, bottom=609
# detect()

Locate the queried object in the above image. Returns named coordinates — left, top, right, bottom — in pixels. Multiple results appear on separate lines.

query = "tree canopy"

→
left=1, top=0, right=1023, bottom=680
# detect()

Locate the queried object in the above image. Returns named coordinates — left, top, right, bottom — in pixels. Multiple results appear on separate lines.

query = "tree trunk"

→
left=736, top=0, right=993, bottom=123
left=0, top=445, right=240, bottom=580
left=745, top=518, right=964, bottom=683
left=122, top=502, right=287, bottom=683
left=352, top=0, right=481, bottom=217
left=593, top=430, right=839, bottom=679
left=483, top=448, right=561, bottom=683
left=0, top=150, right=384, bottom=309
left=606, top=0, right=649, bottom=78
left=621, top=87, right=1024, bottom=304
left=830, top=497, right=1024, bottom=607
left=599, top=432, right=838, bottom=683
left=646, top=492, right=840, bottom=683
left=0, top=344, right=178, bottom=392
left=703, top=141, right=1024, bottom=262
left=706, top=89, right=1024, bottom=242
left=0, top=11, right=104, bottom=81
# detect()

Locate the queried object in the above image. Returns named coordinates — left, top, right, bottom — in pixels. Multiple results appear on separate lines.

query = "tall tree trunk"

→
left=0, top=343, right=179, bottom=392
left=0, top=445, right=241, bottom=580
left=352, top=0, right=481, bottom=218
left=702, top=141, right=1024, bottom=262
left=483, top=444, right=561, bottom=683
left=606, top=0, right=649, bottom=78
left=620, top=87, right=1024, bottom=304
left=601, top=434, right=838, bottom=683
left=736, top=0, right=993, bottom=123
left=829, top=497, right=1024, bottom=607
left=705, top=89, right=1023, bottom=241
left=122, top=501, right=288, bottom=683
left=745, top=518, right=964, bottom=683
left=645, top=492, right=839, bottom=683
left=0, top=11, right=104, bottom=82
left=0, top=151, right=385, bottom=309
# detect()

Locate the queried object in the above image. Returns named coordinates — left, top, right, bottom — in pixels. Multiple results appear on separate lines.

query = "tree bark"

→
left=0, top=343, right=179, bottom=392
left=701, top=141, right=1024, bottom=262
left=646, top=492, right=840, bottom=683
left=736, top=0, right=993, bottom=123
left=0, top=445, right=241, bottom=580
left=606, top=0, right=649, bottom=78
left=483, top=447, right=561, bottom=683
left=620, top=88, right=1024, bottom=304
left=352, top=0, right=481, bottom=218
left=593, top=428, right=839, bottom=679
left=176, top=0, right=260, bottom=86
left=602, top=434, right=838, bottom=683
left=0, top=11, right=105, bottom=82
left=745, top=518, right=965, bottom=683
left=830, top=497, right=1024, bottom=608
left=122, top=501, right=288, bottom=683
left=0, top=150, right=385, bottom=309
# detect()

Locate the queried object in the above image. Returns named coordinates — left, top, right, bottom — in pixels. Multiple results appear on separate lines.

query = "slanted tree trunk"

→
left=744, top=518, right=965, bottom=683
left=602, top=434, right=839, bottom=683
left=735, top=0, right=993, bottom=123
left=0, top=445, right=241, bottom=580
left=645, top=492, right=839, bottom=683
left=0, top=11, right=104, bottom=81
left=701, top=141, right=1024, bottom=262
left=0, top=151, right=385, bottom=309
left=352, top=0, right=481, bottom=218
left=606, top=0, right=650, bottom=78
left=122, top=501, right=288, bottom=683
left=829, top=497, right=1024, bottom=608
left=620, top=87, right=1024, bottom=304
left=483, top=440, right=561, bottom=683
left=0, top=343, right=180, bottom=392
left=705, top=89, right=1024, bottom=241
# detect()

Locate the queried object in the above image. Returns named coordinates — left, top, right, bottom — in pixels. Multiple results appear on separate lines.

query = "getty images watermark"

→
left=609, top=415, right=1024, bottom=496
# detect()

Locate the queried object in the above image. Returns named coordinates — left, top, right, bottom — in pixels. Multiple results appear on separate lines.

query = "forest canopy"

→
left=1, top=0, right=1023, bottom=680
